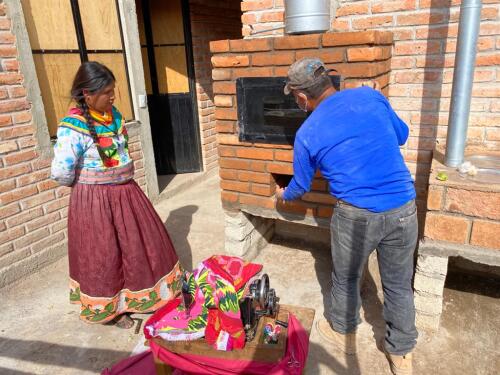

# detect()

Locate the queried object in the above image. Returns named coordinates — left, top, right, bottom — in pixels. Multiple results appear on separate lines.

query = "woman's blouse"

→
left=51, top=106, right=134, bottom=186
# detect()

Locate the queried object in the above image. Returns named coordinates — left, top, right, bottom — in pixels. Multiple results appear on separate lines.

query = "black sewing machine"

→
left=239, top=274, right=280, bottom=342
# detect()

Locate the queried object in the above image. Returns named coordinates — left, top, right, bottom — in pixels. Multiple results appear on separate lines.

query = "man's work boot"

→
left=384, top=347, right=413, bottom=375
left=315, top=318, right=356, bottom=355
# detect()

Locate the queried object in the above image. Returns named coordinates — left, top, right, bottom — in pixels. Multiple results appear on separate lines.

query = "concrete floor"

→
left=0, top=175, right=499, bottom=375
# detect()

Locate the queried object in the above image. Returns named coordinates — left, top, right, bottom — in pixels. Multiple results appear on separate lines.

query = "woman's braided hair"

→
left=70, top=62, right=116, bottom=160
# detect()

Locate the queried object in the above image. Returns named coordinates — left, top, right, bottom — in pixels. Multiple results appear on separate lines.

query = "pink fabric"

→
left=150, top=314, right=309, bottom=375
left=101, top=351, right=155, bottom=375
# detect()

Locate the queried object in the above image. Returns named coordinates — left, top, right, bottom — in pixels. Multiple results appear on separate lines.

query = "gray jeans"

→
left=329, top=199, right=418, bottom=355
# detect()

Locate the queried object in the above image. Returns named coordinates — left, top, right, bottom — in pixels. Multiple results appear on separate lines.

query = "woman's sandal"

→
left=113, top=314, right=135, bottom=329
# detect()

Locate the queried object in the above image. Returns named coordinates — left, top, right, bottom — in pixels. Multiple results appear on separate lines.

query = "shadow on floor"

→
left=164, top=205, right=198, bottom=271
left=0, top=338, right=129, bottom=373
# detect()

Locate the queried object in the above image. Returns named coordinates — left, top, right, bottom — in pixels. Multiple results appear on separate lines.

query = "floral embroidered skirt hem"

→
left=68, top=180, right=183, bottom=324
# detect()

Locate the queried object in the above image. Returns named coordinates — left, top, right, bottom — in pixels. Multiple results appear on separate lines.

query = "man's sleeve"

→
left=374, top=89, right=409, bottom=146
left=282, top=138, right=315, bottom=201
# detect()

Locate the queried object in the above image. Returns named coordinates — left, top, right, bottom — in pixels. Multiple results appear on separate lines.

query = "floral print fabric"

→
left=51, top=106, right=133, bottom=186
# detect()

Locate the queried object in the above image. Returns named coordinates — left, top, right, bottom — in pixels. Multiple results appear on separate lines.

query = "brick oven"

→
left=209, top=30, right=393, bottom=257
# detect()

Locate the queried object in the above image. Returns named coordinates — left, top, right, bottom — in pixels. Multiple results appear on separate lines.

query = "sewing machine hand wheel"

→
left=258, top=274, right=270, bottom=307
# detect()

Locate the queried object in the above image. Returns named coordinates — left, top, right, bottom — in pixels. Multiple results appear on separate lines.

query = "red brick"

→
left=296, top=49, right=345, bottom=63
left=238, top=171, right=271, bottom=184
left=221, top=180, right=250, bottom=193
left=16, top=169, right=50, bottom=187
left=252, top=52, right=294, bottom=66
left=241, top=0, right=273, bottom=11
left=251, top=183, right=273, bottom=196
left=0, top=185, right=38, bottom=206
left=2, top=59, right=18, bottom=71
left=0, top=46, right=17, bottom=58
left=0, top=163, right=31, bottom=180
left=416, top=24, right=458, bottom=40
left=0, top=124, right=34, bottom=140
left=6, top=207, right=44, bottom=228
left=219, top=158, right=252, bottom=170
left=215, top=120, right=235, bottom=133
left=218, top=146, right=236, bottom=158
left=336, top=2, right=369, bottom=17
left=424, top=213, right=470, bottom=244
left=396, top=11, right=447, bottom=26
left=427, top=185, right=444, bottom=210
left=37, top=179, right=59, bottom=192
left=3, top=149, right=37, bottom=166
left=213, top=82, right=236, bottom=94
left=486, top=128, right=500, bottom=141
left=239, top=194, right=275, bottom=209
left=14, top=227, right=50, bottom=250
left=241, top=12, right=256, bottom=25
left=0, top=114, right=11, bottom=127
left=214, top=95, right=233, bottom=107
left=209, top=40, right=230, bottom=53
left=274, top=34, right=320, bottom=50
left=372, top=0, right=416, bottom=13
left=0, top=226, right=25, bottom=246
left=26, top=211, right=60, bottom=232
left=0, top=3, right=6, bottom=16
left=352, top=15, right=393, bottom=30
left=212, top=69, right=231, bottom=81
left=476, top=53, right=500, bottom=67
left=260, top=11, right=284, bottom=23
left=232, top=67, right=273, bottom=78
left=393, top=29, right=415, bottom=41
left=236, top=148, right=273, bottom=160
left=347, top=46, right=391, bottom=62
left=0, top=73, right=22, bottom=85
left=0, top=140, right=18, bottom=154
left=32, top=231, right=66, bottom=253
left=332, top=19, right=350, bottom=32
left=394, top=71, right=441, bottom=84
left=480, top=23, right=500, bottom=36
left=215, top=108, right=237, bottom=121
left=0, top=18, right=11, bottom=30
left=445, top=188, right=500, bottom=220
left=0, top=178, right=15, bottom=195
left=274, top=150, right=293, bottom=162
left=20, top=190, right=56, bottom=210
left=0, top=202, right=21, bottom=220
left=7, top=86, right=26, bottom=99
left=230, top=38, right=271, bottom=52
left=211, top=55, right=250, bottom=68
left=322, top=31, right=392, bottom=47
left=470, top=220, right=500, bottom=250
left=267, top=163, right=293, bottom=175
left=219, top=168, right=238, bottom=180
left=391, top=56, right=415, bottom=69
left=394, top=41, right=441, bottom=56
left=44, top=196, right=69, bottom=214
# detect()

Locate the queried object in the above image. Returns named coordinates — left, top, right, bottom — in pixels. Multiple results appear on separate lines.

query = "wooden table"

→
left=150, top=304, right=315, bottom=375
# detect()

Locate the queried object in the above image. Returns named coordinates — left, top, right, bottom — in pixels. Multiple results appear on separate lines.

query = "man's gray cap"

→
left=284, top=58, right=333, bottom=95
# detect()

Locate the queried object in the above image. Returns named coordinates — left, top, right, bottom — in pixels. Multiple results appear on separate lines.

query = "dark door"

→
left=137, top=0, right=202, bottom=174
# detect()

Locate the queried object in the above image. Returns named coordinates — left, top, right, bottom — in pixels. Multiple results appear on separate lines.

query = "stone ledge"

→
left=418, top=239, right=500, bottom=267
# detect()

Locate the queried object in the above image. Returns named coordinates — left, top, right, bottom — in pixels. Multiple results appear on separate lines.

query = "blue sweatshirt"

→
left=282, top=86, right=415, bottom=213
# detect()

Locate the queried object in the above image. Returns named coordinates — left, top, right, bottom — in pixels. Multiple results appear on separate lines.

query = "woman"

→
left=51, top=61, right=183, bottom=329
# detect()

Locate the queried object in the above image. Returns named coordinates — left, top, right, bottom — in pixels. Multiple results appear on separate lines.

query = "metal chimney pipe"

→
left=444, top=0, right=482, bottom=167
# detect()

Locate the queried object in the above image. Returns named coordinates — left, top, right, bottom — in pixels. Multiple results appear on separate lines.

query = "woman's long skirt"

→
left=68, top=180, right=183, bottom=324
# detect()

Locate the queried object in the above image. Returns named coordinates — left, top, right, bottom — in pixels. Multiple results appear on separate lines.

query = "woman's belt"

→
left=74, top=162, right=135, bottom=185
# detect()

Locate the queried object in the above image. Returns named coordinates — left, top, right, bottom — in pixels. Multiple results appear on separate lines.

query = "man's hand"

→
left=275, top=185, right=285, bottom=201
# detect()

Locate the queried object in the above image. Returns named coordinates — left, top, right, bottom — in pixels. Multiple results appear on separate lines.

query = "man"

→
left=276, top=58, right=418, bottom=375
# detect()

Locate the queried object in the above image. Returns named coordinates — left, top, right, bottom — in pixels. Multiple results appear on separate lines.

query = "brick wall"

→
left=210, top=30, right=392, bottom=222
left=240, top=0, right=500, bottom=226
left=424, top=151, right=500, bottom=250
left=0, top=1, right=147, bottom=287
left=241, top=0, right=285, bottom=38
left=189, top=0, right=242, bottom=172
